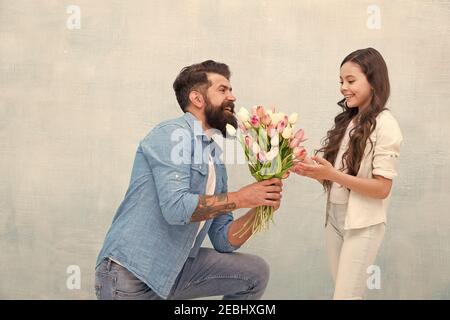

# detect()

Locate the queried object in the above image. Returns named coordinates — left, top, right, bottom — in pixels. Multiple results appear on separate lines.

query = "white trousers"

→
left=326, top=203, right=385, bottom=300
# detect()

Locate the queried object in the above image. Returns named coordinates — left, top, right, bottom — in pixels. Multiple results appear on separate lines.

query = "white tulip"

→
left=270, top=134, right=279, bottom=147
left=226, top=124, right=237, bottom=137
left=238, top=107, right=250, bottom=116
left=268, top=113, right=276, bottom=125
left=266, top=147, right=279, bottom=161
left=270, top=113, right=281, bottom=126
left=282, top=126, right=293, bottom=139
left=288, top=112, right=298, bottom=124
left=237, top=111, right=250, bottom=123
left=252, top=142, right=261, bottom=155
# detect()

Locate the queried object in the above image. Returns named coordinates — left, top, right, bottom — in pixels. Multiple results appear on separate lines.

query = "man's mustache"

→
left=222, top=101, right=235, bottom=113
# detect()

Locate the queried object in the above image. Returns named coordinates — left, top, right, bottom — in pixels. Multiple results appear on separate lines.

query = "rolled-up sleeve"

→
left=372, top=114, right=403, bottom=180
left=141, top=124, right=199, bottom=225
left=208, top=171, right=241, bottom=253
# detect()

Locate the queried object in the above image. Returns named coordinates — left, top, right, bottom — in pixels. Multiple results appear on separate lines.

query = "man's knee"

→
left=241, top=254, right=270, bottom=290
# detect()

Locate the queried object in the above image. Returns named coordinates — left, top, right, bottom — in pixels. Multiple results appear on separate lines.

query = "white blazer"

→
left=325, top=109, right=403, bottom=229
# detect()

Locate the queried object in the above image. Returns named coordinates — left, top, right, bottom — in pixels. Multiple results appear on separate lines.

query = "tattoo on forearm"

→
left=190, top=193, right=237, bottom=222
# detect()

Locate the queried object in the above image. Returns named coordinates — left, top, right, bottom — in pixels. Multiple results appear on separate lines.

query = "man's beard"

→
left=204, top=98, right=237, bottom=137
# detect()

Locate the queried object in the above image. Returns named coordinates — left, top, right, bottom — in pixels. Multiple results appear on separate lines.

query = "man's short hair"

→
left=173, top=60, right=231, bottom=112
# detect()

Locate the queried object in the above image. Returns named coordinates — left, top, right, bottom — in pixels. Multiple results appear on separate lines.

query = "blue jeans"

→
left=95, top=248, right=270, bottom=300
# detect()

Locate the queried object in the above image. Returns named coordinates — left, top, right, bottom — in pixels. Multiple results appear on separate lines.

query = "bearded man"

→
left=94, top=60, right=283, bottom=300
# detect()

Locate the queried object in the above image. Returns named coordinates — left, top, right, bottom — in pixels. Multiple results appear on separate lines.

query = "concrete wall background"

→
left=1, top=0, right=449, bottom=299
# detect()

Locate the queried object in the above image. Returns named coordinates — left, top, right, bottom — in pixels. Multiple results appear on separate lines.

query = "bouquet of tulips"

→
left=226, top=105, right=307, bottom=237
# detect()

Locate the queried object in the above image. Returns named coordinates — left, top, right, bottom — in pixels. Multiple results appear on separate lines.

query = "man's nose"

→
left=227, top=93, right=236, bottom=101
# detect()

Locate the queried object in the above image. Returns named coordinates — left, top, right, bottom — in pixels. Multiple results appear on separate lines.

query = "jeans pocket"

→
left=95, top=271, right=116, bottom=300
left=114, top=279, right=153, bottom=300
left=114, top=267, right=154, bottom=300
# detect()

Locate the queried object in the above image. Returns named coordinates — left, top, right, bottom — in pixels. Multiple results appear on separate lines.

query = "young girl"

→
left=292, top=48, right=403, bottom=299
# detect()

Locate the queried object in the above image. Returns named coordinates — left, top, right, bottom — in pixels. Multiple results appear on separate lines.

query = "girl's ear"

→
left=189, top=91, right=205, bottom=109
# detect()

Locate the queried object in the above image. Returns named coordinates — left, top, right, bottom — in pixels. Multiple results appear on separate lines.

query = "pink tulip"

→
left=257, top=151, right=267, bottom=163
left=267, top=124, right=276, bottom=137
left=261, top=114, right=272, bottom=126
left=289, top=138, right=301, bottom=149
left=294, top=129, right=305, bottom=141
left=256, top=106, right=266, bottom=119
left=239, top=123, right=248, bottom=134
left=250, top=115, right=260, bottom=127
left=252, top=105, right=258, bottom=116
left=297, top=152, right=307, bottom=161
left=293, top=147, right=307, bottom=160
left=244, top=135, right=253, bottom=147
left=276, top=117, right=288, bottom=133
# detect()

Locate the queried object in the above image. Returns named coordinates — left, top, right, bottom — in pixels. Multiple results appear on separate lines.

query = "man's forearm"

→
left=190, top=192, right=239, bottom=222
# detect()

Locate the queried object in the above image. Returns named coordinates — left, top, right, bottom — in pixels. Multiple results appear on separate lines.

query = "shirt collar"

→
left=183, top=112, right=213, bottom=143
left=183, top=112, right=225, bottom=163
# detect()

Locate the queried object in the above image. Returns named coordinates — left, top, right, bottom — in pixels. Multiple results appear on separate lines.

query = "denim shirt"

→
left=95, top=112, right=241, bottom=299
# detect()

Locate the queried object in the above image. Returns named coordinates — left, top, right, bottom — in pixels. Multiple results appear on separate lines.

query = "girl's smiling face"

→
left=340, top=61, right=373, bottom=112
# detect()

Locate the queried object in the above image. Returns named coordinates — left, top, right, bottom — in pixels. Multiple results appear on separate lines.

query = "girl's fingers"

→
left=300, top=165, right=314, bottom=174
left=312, top=156, right=330, bottom=166
left=298, top=163, right=317, bottom=171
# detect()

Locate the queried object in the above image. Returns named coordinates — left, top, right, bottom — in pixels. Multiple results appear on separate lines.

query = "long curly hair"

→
left=316, top=48, right=390, bottom=192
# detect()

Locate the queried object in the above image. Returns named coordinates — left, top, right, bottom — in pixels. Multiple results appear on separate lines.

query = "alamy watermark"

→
left=367, top=264, right=381, bottom=290
left=66, top=265, right=81, bottom=290
left=367, top=5, right=381, bottom=29
left=169, top=120, right=249, bottom=166
left=66, top=5, right=81, bottom=30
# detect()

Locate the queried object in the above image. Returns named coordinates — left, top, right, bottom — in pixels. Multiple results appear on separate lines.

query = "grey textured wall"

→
left=1, top=0, right=449, bottom=299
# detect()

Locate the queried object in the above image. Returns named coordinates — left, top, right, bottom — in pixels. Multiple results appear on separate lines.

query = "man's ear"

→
left=188, top=91, right=205, bottom=109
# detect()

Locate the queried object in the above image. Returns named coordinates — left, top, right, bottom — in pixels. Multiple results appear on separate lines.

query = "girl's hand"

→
left=287, top=149, right=311, bottom=178
left=291, top=155, right=316, bottom=174
left=301, top=156, right=315, bottom=165
left=290, top=155, right=312, bottom=174
left=292, top=156, right=335, bottom=181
